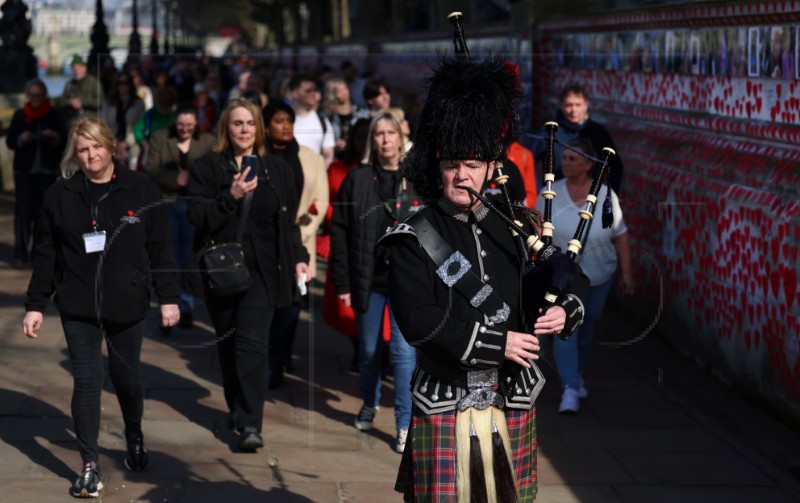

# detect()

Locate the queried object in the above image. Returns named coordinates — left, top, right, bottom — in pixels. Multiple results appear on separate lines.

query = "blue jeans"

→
left=355, top=291, right=415, bottom=431
left=169, top=200, right=195, bottom=314
left=553, top=277, right=614, bottom=390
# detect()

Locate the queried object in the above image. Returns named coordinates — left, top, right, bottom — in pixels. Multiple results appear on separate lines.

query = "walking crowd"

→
left=13, top=50, right=634, bottom=501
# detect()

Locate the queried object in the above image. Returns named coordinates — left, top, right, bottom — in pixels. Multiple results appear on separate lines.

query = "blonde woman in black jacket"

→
left=187, top=98, right=310, bottom=452
left=22, top=117, right=180, bottom=498
left=329, top=111, right=419, bottom=453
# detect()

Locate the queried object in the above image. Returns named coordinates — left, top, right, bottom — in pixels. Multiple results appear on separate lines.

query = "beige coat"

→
left=297, top=146, right=328, bottom=275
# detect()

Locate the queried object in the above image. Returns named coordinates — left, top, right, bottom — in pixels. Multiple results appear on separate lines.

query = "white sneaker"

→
left=395, top=428, right=408, bottom=453
left=559, top=388, right=580, bottom=414
left=578, top=377, right=588, bottom=398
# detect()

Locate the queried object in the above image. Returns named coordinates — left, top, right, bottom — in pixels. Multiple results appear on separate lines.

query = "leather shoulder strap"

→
left=400, top=211, right=511, bottom=327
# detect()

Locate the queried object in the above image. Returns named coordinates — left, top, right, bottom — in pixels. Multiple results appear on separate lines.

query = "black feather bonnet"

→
left=401, top=56, right=520, bottom=200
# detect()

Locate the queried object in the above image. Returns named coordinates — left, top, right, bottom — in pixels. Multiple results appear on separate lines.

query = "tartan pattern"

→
left=396, top=406, right=538, bottom=502
left=508, top=407, right=538, bottom=501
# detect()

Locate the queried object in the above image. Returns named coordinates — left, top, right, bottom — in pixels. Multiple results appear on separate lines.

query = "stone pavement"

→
left=0, top=190, right=798, bottom=502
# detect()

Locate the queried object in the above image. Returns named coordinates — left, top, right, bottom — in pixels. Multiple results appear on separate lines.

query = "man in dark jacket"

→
left=60, top=54, right=104, bottom=123
left=382, top=57, right=589, bottom=502
left=532, top=84, right=624, bottom=196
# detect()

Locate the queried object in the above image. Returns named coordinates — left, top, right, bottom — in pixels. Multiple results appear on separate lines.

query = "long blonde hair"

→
left=362, top=110, right=406, bottom=165
left=213, top=98, right=267, bottom=157
left=60, top=117, right=115, bottom=179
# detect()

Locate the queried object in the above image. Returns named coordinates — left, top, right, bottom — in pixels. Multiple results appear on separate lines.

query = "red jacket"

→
left=507, top=141, right=537, bottom=207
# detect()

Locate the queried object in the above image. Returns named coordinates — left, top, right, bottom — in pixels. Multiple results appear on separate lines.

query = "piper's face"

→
left=439, top=159, right=495, bottom=211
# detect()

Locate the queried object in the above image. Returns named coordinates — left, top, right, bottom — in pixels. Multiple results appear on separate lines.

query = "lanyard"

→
left=383, top=177, right=414, bottom=224
left=374, top=165, right=417, bottom=224
left=85, top=177, right=114, bottom=232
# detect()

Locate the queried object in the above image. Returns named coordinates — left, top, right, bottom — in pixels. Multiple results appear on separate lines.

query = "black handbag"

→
left=199, top=191, right=254, bottom=298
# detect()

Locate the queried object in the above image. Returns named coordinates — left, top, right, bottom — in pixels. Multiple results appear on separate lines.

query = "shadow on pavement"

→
left=0, top=388, right=75, bottom=480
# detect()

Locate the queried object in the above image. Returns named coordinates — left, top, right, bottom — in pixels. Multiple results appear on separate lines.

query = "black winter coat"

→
left=329, top=163, right=422, bottom=313
left=25, top=167, right=180, bottom=324
left=5, top=105, right=66, bottom=174
left=186, top=151, right=309, bottom=308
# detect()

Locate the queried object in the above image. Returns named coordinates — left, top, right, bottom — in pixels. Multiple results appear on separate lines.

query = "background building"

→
left=31, top=5, right=96, bottom=36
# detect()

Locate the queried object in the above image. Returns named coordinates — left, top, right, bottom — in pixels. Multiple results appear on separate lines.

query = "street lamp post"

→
left=163, top=0, right=171, bottom=54
left=129, top=0, right=142, bottom=55
left=88, top=0, right=110, bottom=70
left=149, top=0, right=158, bottom=55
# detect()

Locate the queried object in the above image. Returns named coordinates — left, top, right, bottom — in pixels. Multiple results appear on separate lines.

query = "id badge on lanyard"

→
left=83, top=231, right=107, bottom=254
left=84, top=178, right=112, bottom=254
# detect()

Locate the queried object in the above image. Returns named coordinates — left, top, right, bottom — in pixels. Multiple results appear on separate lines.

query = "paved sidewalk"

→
left=0, top=190, right=798, bottom=502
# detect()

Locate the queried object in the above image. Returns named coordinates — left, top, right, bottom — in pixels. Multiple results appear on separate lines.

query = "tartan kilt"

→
left=396, top=405, right=538, bottom=502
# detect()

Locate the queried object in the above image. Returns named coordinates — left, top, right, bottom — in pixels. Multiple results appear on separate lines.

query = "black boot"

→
left=124, top=431, right=149, bottom=472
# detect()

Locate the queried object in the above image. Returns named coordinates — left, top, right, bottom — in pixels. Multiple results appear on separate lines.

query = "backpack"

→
left=317, top=111, right=328, bottom=136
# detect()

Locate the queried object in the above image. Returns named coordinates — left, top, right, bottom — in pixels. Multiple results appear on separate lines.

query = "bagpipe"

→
left=447, top=11, right=616, bottom=341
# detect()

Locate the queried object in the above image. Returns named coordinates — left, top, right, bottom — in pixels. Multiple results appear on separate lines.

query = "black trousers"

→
left=13, top=172, right=55, bottom=263
left=62, top=317, right=145, bottom=464
left=207, top=273, right=275, bottom=432
left=269, top=304, right=301, bottom=371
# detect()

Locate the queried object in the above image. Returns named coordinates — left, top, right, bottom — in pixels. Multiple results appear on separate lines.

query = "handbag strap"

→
left=234, top=192, right=253, bottom=243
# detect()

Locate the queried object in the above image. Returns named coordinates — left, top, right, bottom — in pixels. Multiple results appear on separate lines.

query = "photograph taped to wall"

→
left=730, top=28, right=747, bottom=77
left=709, top=29, right=724, bottom=76
left=760, top=26, right=772, bottom=76
left=689, top=33, right=700, bottom=75
left=748, top=27, right=760, bottom=77
left=665, top=30, right=676, bottom=73
left=767, top=27, right=784, bottom=78
left=795, top=26, right=799, bottom=79
left=648, top=32, right=661, bottom=72
left=776, top=26, right=792, bottom=79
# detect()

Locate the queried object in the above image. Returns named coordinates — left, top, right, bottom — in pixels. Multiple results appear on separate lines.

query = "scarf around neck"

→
left=23, top=99, right=52, bottom=125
